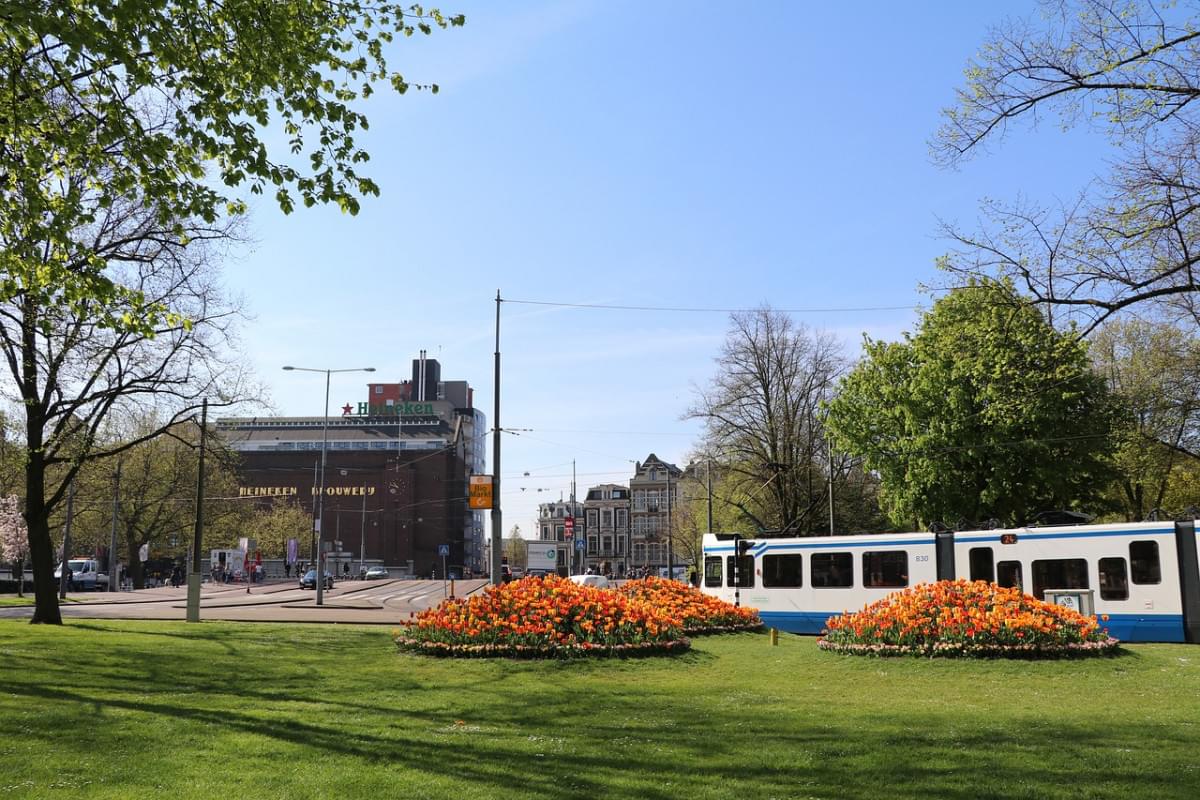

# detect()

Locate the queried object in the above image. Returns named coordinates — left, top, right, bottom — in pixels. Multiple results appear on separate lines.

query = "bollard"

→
left=770, top=628, right=778, bottom=646
left=450, top=579, right=455, bottom=599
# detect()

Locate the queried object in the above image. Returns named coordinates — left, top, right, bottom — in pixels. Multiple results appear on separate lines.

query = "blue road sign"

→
left=574, top=537, right=585, bottom=551
left=438, top=544, right=450, bottom=557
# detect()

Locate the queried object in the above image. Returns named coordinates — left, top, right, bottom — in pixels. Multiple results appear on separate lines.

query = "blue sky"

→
left=224, top=1, right=1111, bottom=538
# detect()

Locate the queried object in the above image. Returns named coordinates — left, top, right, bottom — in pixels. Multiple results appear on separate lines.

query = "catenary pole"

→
left=316, top=368, right=331, bottom=606
left=490, top=290, right=503, bottom=585
left=359, top=486, right=366, bottom=576
left=186, top=398, right=207, bottom=622
left=108, top=461, right=121, bottom=592
left=57, top=481, right=75, bottom=599
left=706, top=458, right=713, bottom=534
left=666, top=468, right=673, bottom=580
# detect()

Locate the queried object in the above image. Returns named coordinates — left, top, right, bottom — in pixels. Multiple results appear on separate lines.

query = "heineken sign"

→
left=341, top=401, right=435, bottom=417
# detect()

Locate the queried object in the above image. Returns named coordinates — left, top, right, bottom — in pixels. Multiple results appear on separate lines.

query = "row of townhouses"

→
left=535, top=454, right=686, bottom=577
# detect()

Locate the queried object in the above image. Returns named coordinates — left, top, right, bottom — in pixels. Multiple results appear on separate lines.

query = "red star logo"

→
left=341, top=403, right=353, bottom=416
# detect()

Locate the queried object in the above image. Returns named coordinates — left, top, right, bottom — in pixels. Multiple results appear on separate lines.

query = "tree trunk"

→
left=25, top=455, right=62, bottom=624
left=22, top=294, right=61, bottom=624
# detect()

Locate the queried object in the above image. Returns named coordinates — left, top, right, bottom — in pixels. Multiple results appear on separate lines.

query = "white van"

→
left=53, top=559, right=108, bottom=590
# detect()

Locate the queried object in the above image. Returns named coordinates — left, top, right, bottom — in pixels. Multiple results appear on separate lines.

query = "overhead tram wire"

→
left=504, top=298, right=920, bottom=314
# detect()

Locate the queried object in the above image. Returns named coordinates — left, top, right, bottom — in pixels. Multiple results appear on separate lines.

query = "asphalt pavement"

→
left=0, top=577, right=488, bottom=623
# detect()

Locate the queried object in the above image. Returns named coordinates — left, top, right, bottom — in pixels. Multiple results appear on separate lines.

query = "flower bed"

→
left=818, top=580, right=1120, bottom=658
left=618, top=576, right=763, bottom=634
left=393, top=575, right=690, bottom=658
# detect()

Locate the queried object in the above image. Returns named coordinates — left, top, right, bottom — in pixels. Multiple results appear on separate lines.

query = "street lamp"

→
left=283, top=365, right=375, bottom=606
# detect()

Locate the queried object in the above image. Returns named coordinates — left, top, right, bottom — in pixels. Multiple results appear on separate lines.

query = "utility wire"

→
left=504, top=298, right=919, bottom=314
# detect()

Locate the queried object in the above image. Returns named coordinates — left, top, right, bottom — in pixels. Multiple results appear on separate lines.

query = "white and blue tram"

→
left=700, top=520, right=1200, bottom=643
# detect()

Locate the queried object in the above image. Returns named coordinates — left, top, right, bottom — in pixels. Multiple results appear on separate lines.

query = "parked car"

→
left=568, top=574, right=609, bottom=589
left=364, top=565, right=389, bottom=580
left=299, top=569, right=334, bottom=590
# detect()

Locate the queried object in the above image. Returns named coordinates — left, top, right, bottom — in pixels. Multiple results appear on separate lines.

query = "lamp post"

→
left=283, top=365, right=375, bottom=606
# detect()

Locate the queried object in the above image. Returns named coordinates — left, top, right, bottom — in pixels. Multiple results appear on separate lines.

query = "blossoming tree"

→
left=0, top=496, right=29, bottom=597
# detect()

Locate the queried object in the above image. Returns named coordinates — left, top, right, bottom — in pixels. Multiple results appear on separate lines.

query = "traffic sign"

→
left=564, top=516, right=574, bottom=538
left=574, top=537, right=585, bottom=551
left=438, top=544, right=450, bottom=557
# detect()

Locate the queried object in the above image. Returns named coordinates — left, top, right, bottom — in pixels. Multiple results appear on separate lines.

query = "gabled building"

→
left=629, top=454, right=682, bottom=574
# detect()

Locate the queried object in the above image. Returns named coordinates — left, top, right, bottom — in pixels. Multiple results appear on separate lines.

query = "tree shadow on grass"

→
left=2, top=624, right=1195, bottom=799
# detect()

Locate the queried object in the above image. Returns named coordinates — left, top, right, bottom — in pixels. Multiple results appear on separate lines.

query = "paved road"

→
left=0, top=578, right=488, bottom=624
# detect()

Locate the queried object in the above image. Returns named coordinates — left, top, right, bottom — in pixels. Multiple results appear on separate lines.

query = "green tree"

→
left=503, top=525, right=527, bottom=572
left=1092, top=319, right=1200, bottom=520
left=827, top=282, right=1116, bottom=528
left=3, top=4, right=461, bottom=623
left=240, top=502, right=314, bottom=561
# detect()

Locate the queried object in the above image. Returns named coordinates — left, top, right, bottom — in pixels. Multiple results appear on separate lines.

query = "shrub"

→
left=393, top=575, right=689, bottom=658
left=618, top=576, right=762, bottom=633
left=819, top=580, right=1119, bottom=658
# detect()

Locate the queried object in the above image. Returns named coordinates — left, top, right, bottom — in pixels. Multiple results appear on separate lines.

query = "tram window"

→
left=969, top=547, right=995, bottom=583
left=1130, top=541, right=1162, bottom=584
left=1099, top=557, right=1129, bottom=601
left=812, top=552, right=853, bottom=587
left=704, top=556, right=723, bottom=588
left=763, top=554, right=803, bottom=587
left=863, top=551, right=907, bottom=587
left=726, top=555, right=754, bottom=588
left=997, top=561, right=1023, bottom=590
left=1031, top=558, right=1089, bottom=601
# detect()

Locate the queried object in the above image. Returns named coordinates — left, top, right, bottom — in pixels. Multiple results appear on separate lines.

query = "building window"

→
left=588, top=536, right=598, bottom=555
left=1031, top=558, right=1088, bottom=600
left=601, top=535, right=612, bottom=554
left=374, top=385, right=383, bottom=394
left=1130, top=541, right=1162, bottom=584
left=616, top=535, right=625, bottom=555
left=969, top=547, right=994, bottom=582
left=554, top=525, right=564, bottom=542
left=616, top=509, right=627, bottom=530
left=762, top=554, right=803, bottom=587
left=601, top=509, right=612, bottom=528
left=1099, top=557, right=1129, bottom=601
left=633, top=543, right=646, bottom=563
left=704, top=556, right=723, bottom=588
left=862, top=551, right=907, bottom=588
left=811, top=552, right=852, bottom=587
left=587, top=509, right=598, bottom=530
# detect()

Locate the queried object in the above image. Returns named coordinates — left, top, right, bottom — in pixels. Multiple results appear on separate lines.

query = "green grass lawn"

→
left=0, top=621, right=1197, bottom=799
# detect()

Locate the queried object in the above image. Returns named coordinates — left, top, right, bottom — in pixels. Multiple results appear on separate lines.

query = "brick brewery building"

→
left=217, top=356, right=487, bottom=577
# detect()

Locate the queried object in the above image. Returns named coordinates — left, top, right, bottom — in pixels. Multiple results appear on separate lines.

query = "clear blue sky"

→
left=223, top=1, right=1111, bottom=538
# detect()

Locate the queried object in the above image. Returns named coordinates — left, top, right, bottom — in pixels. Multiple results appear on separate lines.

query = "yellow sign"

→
left=469, top=475, right=493, bottom=510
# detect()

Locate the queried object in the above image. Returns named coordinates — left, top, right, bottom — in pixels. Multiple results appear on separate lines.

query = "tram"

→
left=699, top=520, right=1200, bottom=643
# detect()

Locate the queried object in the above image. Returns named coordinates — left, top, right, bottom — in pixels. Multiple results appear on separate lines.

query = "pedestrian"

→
left=285, top=562, right=291, bottom=579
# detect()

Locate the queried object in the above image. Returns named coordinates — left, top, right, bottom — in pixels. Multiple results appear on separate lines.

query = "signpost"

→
left=438, top=543, right=450, bottom=596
